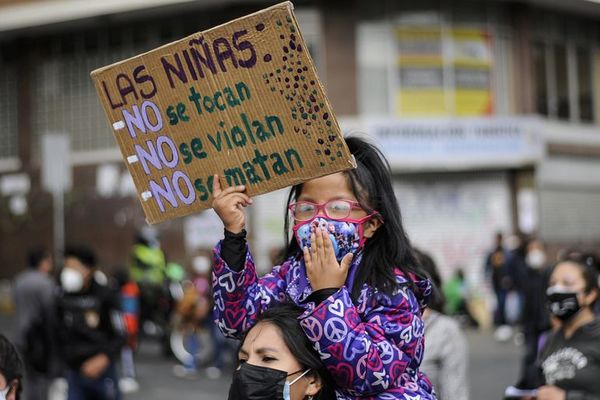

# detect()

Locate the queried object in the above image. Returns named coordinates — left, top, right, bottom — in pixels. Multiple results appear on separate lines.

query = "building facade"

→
left=1, top=0, right=600, bottom=282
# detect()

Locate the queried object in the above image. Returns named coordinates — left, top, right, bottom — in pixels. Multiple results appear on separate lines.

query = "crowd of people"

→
left=8, top=229, right=228, bottom=399
left=485, top=233, right=600, bottom=400
left=2, top=135, right=599, bottom=400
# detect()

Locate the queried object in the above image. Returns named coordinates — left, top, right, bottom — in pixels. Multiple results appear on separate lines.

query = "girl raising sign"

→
left=212, top=136, right=435, bottom=399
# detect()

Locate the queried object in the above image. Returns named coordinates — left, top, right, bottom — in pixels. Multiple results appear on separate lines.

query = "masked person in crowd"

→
left=504, top=236, right=530, bottom=325
left=536, top=255, right=600, bottom=400
left=130, top=227, right=166, bottom=287
left=505, top=240, right=552, bottom=398
left=229, top=303, right=334, bottom=400
left=558, top=250, right=600, bottom=317
left=12, top=247, right=56, bottom=400
left=485, top=232, right=510, bottom=326
left=129, top=227, right=167, bottom=321
left=56, top=246, right=125, bottom=400
left=129, top=227, right=173, bottom=354
left=0, top=335, right=24, bottom=400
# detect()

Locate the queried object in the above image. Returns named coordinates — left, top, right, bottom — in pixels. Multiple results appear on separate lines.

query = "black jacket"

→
left=540, top=318, right=600, bottom=399
left=56, top=279, right=125, bottom=370
left=522, top=267, right=551, bottom=334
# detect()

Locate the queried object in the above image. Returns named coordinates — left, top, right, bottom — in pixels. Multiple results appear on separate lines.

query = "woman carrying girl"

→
left=229, top=303, right=335, bottom=400
left=212, top=136, right=435, bottom=399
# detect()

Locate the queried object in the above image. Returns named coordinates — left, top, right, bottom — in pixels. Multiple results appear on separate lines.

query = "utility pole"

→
left=41, top=134, right=72, bottom=266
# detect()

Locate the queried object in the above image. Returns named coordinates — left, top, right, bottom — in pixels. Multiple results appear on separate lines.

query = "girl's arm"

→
left=212, top=241, right=290, bottom=339
left=211, top=174, right=274, bottom=338
left=298, top=282, right=426, bottom=396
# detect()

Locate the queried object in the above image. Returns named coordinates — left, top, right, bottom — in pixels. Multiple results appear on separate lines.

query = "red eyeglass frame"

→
left=288, top=199, right=367, bottom=221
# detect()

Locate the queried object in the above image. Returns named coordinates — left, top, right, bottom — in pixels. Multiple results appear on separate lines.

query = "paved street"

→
left=126, top=339, right=237, bottom=400
left=1, top=314, right=521, bottom=399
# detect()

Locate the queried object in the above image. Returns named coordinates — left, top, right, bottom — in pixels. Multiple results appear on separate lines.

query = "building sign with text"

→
left=367, top=117, right=542, bottom=170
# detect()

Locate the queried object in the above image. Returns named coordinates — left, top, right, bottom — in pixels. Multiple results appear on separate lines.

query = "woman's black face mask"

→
left=228, top=363, right=306, bottom=400
left=546, top=286, right=582, bottom=321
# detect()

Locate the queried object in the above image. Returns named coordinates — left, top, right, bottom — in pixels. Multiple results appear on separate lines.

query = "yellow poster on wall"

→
left=453, top=28, right=493, bottom=116
left=396, top=27, right=447, bottom=115
left=395, top=26, right=493, bottom=116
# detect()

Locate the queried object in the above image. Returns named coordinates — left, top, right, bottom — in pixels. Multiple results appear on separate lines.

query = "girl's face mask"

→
left=293, top=215, right=374, bottom=262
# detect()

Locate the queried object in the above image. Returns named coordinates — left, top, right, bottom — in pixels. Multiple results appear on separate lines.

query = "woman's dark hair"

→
left=414, top=249, right=445, bottom=313
left=0, top=334, right=23, bottom=399
left=283, top=135, right=421, bottom=300
left=554, top=250, right=599, bottom=305
left=241, top=304, right=335, bottom=400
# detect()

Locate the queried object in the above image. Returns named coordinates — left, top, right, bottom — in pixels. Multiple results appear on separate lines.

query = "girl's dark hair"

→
left=414, top=249, right=445, bottom=313
left=554, top=251, right=599, bottom=305
left=242, top=304, right=335, bottom=400
left=0, top=334, right=23, bottom=399
left=284, top=135, right=421, bottom=300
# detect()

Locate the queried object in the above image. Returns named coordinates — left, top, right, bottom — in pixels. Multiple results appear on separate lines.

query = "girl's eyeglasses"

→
left=288, top=200, right=364, bottom=221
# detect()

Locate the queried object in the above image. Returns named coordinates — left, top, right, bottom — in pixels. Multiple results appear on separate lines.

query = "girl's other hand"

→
left=211, top=174, right=253, bottom=234
left=304, top=226, right=353, bottom=291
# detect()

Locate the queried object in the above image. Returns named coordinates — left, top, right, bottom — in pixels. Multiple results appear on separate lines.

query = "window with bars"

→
left=32, top=37, right=157, bottom=158
left=29, top=9, right=321, bottom=161
left=357, top=1, right=501, bottom=117
left=531, top=14, right=596, bottom=123
left=30, top=26, right=179, bottom=159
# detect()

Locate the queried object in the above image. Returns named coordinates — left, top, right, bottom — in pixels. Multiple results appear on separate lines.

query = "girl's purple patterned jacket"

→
left=212, top=242, right=437, bottom=399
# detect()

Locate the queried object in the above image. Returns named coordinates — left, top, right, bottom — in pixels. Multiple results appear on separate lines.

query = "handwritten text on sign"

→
left=91, top=2, right=354, bottom=224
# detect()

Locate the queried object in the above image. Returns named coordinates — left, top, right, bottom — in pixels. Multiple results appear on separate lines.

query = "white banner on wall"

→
left=366, top=117, right=543, bottom=170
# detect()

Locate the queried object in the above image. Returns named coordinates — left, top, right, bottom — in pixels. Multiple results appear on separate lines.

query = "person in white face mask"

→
left=0, top=334, right=24, bottom=400
left=56, top=246, right=126, bottom=400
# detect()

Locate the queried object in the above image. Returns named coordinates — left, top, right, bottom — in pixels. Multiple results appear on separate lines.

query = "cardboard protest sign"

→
left=91, top=1, right=355, bottom=224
